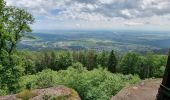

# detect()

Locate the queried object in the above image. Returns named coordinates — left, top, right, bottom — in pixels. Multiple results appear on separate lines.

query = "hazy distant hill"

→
left=18, top=30, right=170, bottom=53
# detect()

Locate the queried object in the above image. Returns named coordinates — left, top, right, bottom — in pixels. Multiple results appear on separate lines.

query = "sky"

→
left=5, top=0, right=170, bottom=31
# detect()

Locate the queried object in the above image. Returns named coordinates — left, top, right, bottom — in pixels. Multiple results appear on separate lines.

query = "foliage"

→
left=0, top=53, right=25, bottom=93
left=20, top=67, right=140, bottom=100
left=143, top=53, right=167, bottom=78
left=36, top=69, right=57, bottom=88
left=0, top=86, right=8, bottom=96
left=0, top=49, right=165, bottom=96
left=0, top=0, right=34, bottom=93
left=20, top=50, right=167, bottom=79
left=25, top=59, right=36, bottom=74
left=107, top=50, right=117, bottom=73
left=55, top=52, right=73, bottom=70
left=119, top=52, right=141, bottom=75
left=118, top=52, right=167, bottom=79
left=19, top=75, right=37, bottom=91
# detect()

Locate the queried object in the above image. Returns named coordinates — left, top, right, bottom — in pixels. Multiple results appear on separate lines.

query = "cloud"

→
left=5, top=0, right=170, bottom=20
left=4, top=0, right=170, bottom=30
left=124, top=22, right=144, bottom=26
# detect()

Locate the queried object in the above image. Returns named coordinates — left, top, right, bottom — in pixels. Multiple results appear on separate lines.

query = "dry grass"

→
left=16, top=89, right=38, bottom=100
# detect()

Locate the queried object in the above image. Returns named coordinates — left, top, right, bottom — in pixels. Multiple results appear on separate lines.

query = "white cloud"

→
left=99, top=0, right=114, bottom=4
left=124, top=22, right=144, bottom=26
left=121, top=9, right=133, bottom=18
left=5, top=0, right=170, bottom=19
left=4, top=0, right=170, bottom=30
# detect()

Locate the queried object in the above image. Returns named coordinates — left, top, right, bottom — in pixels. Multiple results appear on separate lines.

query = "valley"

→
left=19, top=30, right=170, bottom=53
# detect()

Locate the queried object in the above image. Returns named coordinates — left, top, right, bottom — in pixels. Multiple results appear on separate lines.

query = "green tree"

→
left=56, top=52, right=73, bottom=70
left=0, top=0, right=34, bottom=93
left=78, top=51, right=86, bottom=66
left=107, top=50, right=117, bottom=73
left=0, top=0, right=6, bottom=61
left=50, top=51, right=56, bottom=70
left=140, top=52, right=166, bottom=78
left=86, top=50, right=98, bottom=70
left=120, top=52, right=140, bottom=75
left=25, top=59, right=36, bottom=74
left=96, top=51, right=109, bottom=68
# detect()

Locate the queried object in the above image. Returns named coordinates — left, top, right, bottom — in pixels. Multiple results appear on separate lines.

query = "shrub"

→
left=19, top=75, right=37, bottom=91
left=35, top=69, right=58, bottom=88
left=0, top=88, right=8, bottom=96
left=20, top=67, right=140, bottom=100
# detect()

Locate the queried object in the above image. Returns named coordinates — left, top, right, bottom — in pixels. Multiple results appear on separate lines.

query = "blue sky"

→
left=5, top=0, right=170, bottom=31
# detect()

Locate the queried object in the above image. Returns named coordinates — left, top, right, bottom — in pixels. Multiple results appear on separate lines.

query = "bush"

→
left=19, top=75, right=37, bottom=91
left=20, top=67, right=140, bottom=100
left=36, top=69, right=58, bottom=88
left=0, top=88, right=8, bottom=96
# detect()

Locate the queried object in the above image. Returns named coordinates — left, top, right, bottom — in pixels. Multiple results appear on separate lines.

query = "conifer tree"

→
left=107, top=50, right=117, bottom=73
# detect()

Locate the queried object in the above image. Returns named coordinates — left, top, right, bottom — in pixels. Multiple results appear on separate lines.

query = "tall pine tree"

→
left=107, top=50, right=117, bottom=73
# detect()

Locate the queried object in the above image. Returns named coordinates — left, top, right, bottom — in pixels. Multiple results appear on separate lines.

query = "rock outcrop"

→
left=111, top=79, right=161, bottom=100
left=0, top=86, right=81, bottom=100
